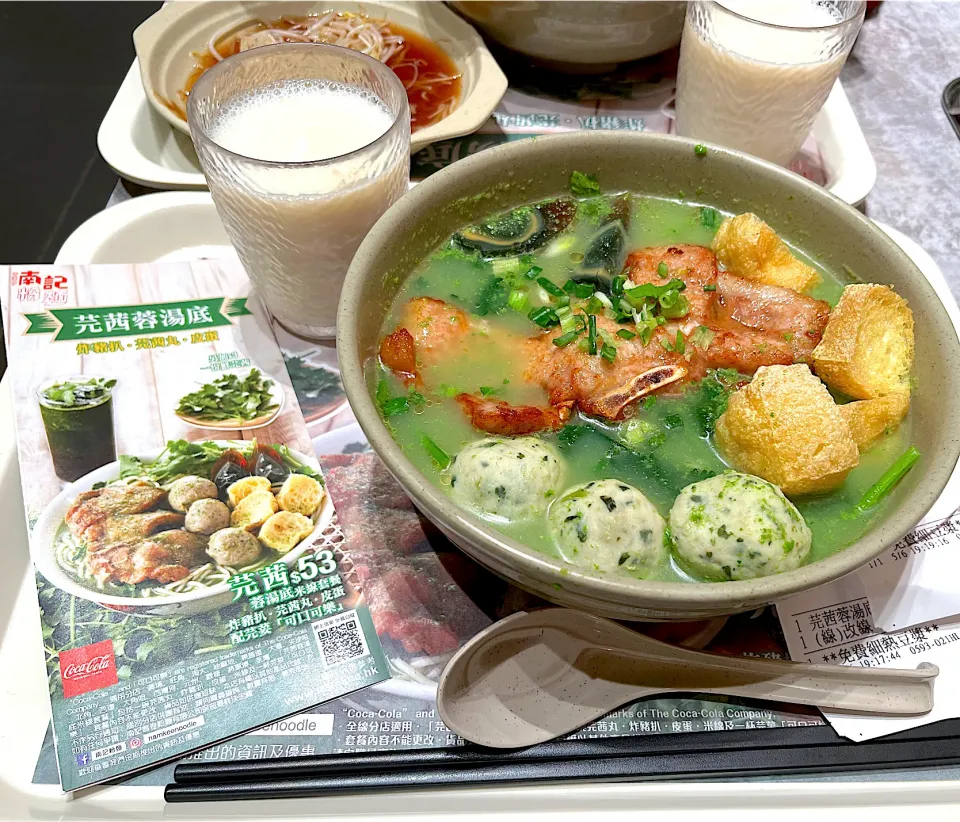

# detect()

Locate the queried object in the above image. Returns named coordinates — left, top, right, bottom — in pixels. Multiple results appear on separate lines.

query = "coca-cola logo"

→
left=59, top=640, right=118, bottom=698
left=62, top=655, right=112, bottom=680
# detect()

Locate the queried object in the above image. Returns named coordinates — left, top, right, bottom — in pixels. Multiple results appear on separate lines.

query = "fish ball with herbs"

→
left=167, top=476, right=219, bottom=513
left=449, top=437, right=564, bottom=521
left=207, top=527, right=263, bottom=568
left=669, top=472, right=812, bottom=581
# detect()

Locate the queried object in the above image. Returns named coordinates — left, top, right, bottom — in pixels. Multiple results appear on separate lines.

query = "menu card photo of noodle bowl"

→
left=133, top=0, right=508, bottom=153
left=30, top=443, right=334, bottom=618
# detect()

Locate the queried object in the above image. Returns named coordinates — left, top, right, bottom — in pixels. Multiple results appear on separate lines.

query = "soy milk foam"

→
left=205, top=80, right=407, bottom=336
left=675, top=1, right=847, bottom=165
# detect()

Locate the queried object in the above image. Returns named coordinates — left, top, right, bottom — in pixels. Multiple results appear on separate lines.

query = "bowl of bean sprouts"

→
left=134, top=1, right=507, bottom=152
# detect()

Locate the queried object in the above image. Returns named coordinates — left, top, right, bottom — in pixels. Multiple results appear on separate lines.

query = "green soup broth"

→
left=374, top=193, right=910, bottom=584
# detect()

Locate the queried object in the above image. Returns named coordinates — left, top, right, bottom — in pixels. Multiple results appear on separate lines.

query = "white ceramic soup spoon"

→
left=437, top=608, right=938, bottom=749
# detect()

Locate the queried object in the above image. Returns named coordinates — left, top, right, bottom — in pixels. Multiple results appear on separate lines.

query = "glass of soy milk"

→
left=188, top=43, right=410, bottom=339
left=675, top=1, right=865, bottom=166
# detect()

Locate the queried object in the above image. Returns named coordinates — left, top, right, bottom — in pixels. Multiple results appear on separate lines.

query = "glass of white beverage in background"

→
left=188, top=43, right=410, bottom=339
left=675, top=1, right=865, bottom=166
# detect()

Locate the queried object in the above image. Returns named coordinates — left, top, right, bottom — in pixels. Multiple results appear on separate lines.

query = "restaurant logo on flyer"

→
left=11, top=268, right=69, bottom=306
left=59, top=639, right=118, bottom=698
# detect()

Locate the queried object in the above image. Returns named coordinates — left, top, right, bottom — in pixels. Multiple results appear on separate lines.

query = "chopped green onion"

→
left=524, top=265, right=542, bottom=280
left=593, top=292, right=613, bottom=309
left=657, top=261, right=669, bottom=278
left=616, top=328, right=637, bottom=340
left=528, top=306, right=560, bottom=328
left=552, top=330, right=580, bottom=347
left=585, top=295, right=607, bottom=315
left=421, top=435, right=451, bottom=469
left=703, top=284, right=717, bottom=292
left=563, top=279, right=595, bottom=299
left=661, top=293, right=690, bottom=319
left=675, top=329, right=685, bottom=354
left=479, top=386, right=497, bottom=397
left=855, top=447, right=921, bottom=513
left=611, top=275, right=626, bottom=297
left=537, top=277, right=565, bottom=297
left=690, top=325, right=715, bottom=351
left=556, top=294, right=570, bottom=307
left=507, top=289, right=529, bottom=313
left=643, top=396, right=656, bottom=410
left=600, top=343, right=617, bottom=363
left=587, top=314, right=598, bottom=355
left=559, top=309, right=579, bottom=335
left=694, top=143, right=707, bottom=157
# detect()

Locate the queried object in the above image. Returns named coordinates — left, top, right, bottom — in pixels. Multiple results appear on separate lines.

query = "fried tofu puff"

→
left=277, top=474, right=325, bottom=517
left=839, top=393, right=911, bottom=452
left=715, top=364, right=859, bottom=496
left=227, top=476, right=273, bottom=508
left=812, top=284, right=914, bottom=399
left=259, top=511, right=315, bottom=553
left=230, top=490, right=279, bottom=531
left=712, top=213, right=821, bottom=293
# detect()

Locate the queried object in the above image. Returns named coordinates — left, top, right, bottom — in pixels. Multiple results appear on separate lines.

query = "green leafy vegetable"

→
left=699, top=207, right=723, bottom=230
left=569, top=171, right=601, bottom=197
left=283, top=353, right=343, bottom=415
left=176, top=369, right=278, bottom=423
left=693, top=369, right=744, bottom=437
left=577, top=196, right=614, bottom=223
left=421, top=435, right=451, bottom=469
left=475, top=276, right=510, bottom=316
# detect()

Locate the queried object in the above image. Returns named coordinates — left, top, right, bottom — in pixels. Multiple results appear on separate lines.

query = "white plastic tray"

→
left=98, top=59, right=876, bottom=204
left=4, top=209, right=952, bottom=815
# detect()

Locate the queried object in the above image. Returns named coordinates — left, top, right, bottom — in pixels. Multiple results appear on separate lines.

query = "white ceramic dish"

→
left=132, top=0, right=507, bottom=153
left=3, top=225, right=960, bottom=811
left=55, top=191, right=233, bottom=263
left=31, top=443, right=333, bottom=617
left=98, top=61, right=206, bottom=190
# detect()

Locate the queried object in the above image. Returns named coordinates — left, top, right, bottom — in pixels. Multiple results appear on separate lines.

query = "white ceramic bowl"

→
left=32, top=444, right=333, bottom=617
left=133, top=0, right=507, bottom=153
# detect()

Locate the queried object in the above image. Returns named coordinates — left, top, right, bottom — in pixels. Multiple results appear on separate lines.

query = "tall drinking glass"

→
left=675, top=1, right=865, bottom=166
left=188, top=43, right=410, bottom=339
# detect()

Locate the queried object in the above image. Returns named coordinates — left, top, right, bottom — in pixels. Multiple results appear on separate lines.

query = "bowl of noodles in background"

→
left=133, top=0, right=508, bottom=153
left=31, top=442, right=335, bottom=618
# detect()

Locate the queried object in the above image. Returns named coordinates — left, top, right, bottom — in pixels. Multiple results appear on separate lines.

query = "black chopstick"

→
left=165, top=723, right=960, bottom=802
left=174, top=726, right=828, bottom=784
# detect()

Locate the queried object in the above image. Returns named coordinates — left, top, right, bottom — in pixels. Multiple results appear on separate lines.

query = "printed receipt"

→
left=858, top=507, right=960, bottom=633
left=777, top=572, right=960, bottom=741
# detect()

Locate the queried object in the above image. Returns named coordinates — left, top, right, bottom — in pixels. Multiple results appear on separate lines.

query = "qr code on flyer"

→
left=311, top=610, right=369, bottom=668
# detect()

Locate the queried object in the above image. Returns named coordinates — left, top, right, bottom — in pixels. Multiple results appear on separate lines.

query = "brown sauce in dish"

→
left=169, top=14, right=461, bottom=133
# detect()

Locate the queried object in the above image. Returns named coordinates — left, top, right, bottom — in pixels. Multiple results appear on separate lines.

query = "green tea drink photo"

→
left=37, top=377, right=117, bottom=482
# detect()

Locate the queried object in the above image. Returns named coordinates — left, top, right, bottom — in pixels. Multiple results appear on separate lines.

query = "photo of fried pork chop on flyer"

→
left=1, top=260, right=388, bottom=791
